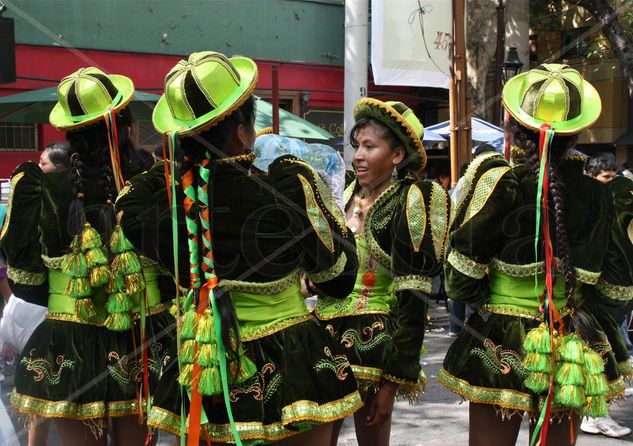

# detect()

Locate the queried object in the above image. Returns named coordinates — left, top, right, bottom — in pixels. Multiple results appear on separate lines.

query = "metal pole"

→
left=343, top=0, right=369, bottom=169
left=493, top=0, right=505, bottom=125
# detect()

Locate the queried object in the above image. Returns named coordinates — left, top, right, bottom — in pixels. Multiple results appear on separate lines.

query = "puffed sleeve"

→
left=444, top=153, right=518, bottom=303
left=268, top=155, right=358, bottom=298
left=115, top=162, right=190, bottom=295
left=0, top=162, right=47, bottom=305
left=382, top=179, right=450, bottom=392
left=594, top=176, right=633, bottom=306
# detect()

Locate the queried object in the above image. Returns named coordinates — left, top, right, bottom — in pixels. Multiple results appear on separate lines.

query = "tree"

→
left=466, top=0, right=499, bottom=120
left=575, top=0, right=633, bottom=96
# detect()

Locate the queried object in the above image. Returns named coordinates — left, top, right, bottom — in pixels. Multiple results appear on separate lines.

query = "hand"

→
left=365, top=381, right=397, bottom=427
left=2, top=343, right=15, bottom=365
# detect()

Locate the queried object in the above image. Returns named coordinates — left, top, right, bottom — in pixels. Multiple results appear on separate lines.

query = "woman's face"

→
left=594, top=170, right=616, bottom=184
left=39, top=149, right=55, bottom=173
left=352, top=124, right=404, bottom=189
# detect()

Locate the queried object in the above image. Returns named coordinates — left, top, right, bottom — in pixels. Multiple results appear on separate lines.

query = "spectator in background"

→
left=585, top=151, right=617, bottom=183
left=38, top=141, right=70, bottom=174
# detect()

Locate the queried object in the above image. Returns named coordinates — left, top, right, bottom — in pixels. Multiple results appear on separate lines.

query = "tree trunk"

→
left=466, top=0, right=499, bottom=120
left=576, top=0, right=633, bottom=97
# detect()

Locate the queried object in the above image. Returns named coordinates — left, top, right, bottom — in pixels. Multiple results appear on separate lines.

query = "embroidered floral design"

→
left=229, top=363, right=282, bottom=403
left=21, top=350, right=75, bottom=385
left=298, top=173, right=334, bottom=253
left=462, top=166, right=511, bottom=226
left=314, top=347, right=351, bottom=380
left=470, top=339, right=527, bottom=378
left=430, top=181, right=449, bottom=261
left=406, top=184, right=426, bottom=252
left=341, top=322, right=392, bottom=352
left=107, top=342, right=167, bottom=385
left=324, top=324, right=339, bottom=340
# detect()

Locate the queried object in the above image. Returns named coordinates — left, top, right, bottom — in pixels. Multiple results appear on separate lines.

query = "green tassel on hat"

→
left=112, top=251, right=142, bottom=275
left=525, top=371, right=551, bottom=394
left=523, top=323, right=553, bottom=354
left=554, top=384, right=586, bottom=408
left=554, top=362, right=586, bottom=386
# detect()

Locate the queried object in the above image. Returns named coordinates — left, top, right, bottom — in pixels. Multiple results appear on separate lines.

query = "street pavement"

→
left=3, top=300, right=632, bottom=445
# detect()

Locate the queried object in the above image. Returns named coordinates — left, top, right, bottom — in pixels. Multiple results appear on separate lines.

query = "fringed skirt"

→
left=147, top=317, right=362, bottom=445
left=11, top=309, right=175, bottom=426
left=437, top=306, right=624, bottom=418
left=321, top=313, right=426, bottom=401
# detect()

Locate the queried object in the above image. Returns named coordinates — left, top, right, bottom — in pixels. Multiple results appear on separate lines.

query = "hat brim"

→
left=152, top=56, right=258, bottom=137
left=502, top=74, right=602, bottom=135
left=49, top=74, right=135, bottom=131
left=353, top=98, right=426, bottom=170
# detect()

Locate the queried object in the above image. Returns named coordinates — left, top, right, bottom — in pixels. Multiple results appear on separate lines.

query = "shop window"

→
left=135, top=122, right=162, bottom=153
left=0, top=122, right=38, bottom=151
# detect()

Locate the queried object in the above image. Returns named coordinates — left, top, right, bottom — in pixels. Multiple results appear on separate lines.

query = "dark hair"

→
left=510, top=117, right=578, bottom=312
left=44, top=141, right=70, bottom=170
left=66, top=107, right=151, bottom=239
left=427, top=159, right=450, bottom=180
left=585, top=152, right=617, bottom=177
left=473, top=143, right=497, bottom=157
left=349, top=117, right=412, bottom=178
left=177, top=95, right=257, bottom=372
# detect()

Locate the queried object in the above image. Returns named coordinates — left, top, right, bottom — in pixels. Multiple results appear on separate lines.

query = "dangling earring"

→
left=392, top=166, right=398, bottom=181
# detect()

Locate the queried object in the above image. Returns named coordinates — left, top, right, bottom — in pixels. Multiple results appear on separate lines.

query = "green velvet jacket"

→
left=339, top=175, right=450, bottom=385
left=592, top=175, right=633, bottom=307
left=0, top=161, right=157, bottom=306
left=445, top=151, right=610, bottom=305
left=115, top=155, right=358, bottom=299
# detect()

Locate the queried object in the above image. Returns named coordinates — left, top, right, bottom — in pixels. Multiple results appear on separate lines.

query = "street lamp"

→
left=502, top=47, right=524, bottom=83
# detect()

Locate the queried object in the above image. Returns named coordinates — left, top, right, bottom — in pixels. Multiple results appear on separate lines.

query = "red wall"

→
left=0, top=44, right=416, bottom=177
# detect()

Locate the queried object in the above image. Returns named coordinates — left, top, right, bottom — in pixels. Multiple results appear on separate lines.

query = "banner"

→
left=371, top=0, right=451, bottom=88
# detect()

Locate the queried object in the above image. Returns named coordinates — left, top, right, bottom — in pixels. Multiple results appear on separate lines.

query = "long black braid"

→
left=178, top=96, right=256, bottom=373
left=510, top=118, right=578, bottom=309
left=66, top=107, right=151, bottom=241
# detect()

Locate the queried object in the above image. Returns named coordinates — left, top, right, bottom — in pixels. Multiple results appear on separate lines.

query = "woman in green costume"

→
left=314, top=98, right=450, bottom=446
left=117, top=51, right=362, bottom=445
left=0, top=68, right=173, bottom=445
left=579, top=154, right=633, bottom=437
left=438, top=64, right=623, bottom=445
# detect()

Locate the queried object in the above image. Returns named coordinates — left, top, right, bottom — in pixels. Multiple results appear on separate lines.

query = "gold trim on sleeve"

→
left=447, top=250, right=488, bottom=279
left=405, top=184, right=426, bottom=253
left=308, top=252, right=347, bottom=284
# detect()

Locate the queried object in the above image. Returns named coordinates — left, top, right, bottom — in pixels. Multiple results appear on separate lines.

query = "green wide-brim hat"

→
left=353, top=98, right=426, bottom=170
left=153, top=51, right=258, bottom=137
left=49, top=67, right=135, bottom=131
left=502, top=63, right=601, bottom=135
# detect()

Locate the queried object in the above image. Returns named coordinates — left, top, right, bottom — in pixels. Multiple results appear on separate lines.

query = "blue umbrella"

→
left=472, top=137, right=504, bottom=154
left=426, top=117, right=504, bottom=142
